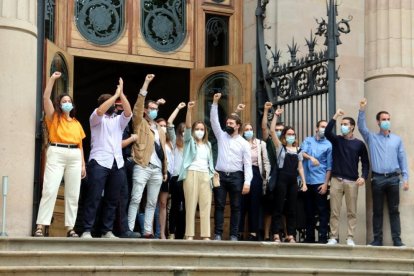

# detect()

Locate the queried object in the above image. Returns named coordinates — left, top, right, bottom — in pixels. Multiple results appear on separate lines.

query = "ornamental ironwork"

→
left=141, top=0, right=186, bottom=52
left=75, top=0, right=125, bottom=45
left=50, top=53, right=69, bottom=97
left=256, top=0, right=352, bottom=140
left=45, top=0, right=55, bottom=42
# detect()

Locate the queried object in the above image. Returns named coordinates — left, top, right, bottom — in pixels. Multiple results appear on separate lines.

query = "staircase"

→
left=0, top=238, right=413, bottom=275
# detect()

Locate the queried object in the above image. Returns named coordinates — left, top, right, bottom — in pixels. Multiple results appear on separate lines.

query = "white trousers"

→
left=36, top=146, right=82, bottom=227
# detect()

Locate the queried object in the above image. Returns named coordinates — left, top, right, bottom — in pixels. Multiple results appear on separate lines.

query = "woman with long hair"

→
left=269, top=109, right=307, bottom=243
left=35, top=71, right=86, bottom=237
left=178, top=101, right=214, bottom=240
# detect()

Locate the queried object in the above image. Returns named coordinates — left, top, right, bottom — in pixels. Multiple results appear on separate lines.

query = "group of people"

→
left=34, top=72, right=409, bottom=247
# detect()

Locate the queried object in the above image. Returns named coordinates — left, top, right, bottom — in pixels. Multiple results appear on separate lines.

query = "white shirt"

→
left=188, top=143, right=209, bottom=173
left=89, top=110, right=132, bottom=169
left=210, top=104, right=253, bottom=185
left=149, top=122, right=162, bottom=168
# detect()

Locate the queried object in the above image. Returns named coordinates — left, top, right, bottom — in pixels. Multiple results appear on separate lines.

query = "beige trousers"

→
left=329, top=177, right=359, bottom=239
left=183, top=170, right=212, bottom=238
left=36, top=146, right=82, bottom=227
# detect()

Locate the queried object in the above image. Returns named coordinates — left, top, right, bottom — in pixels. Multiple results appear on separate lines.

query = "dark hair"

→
left=316, top=120, right=327, bottom=128
left=281, top=126, right=297, bottom=147
left=192, top=121, right=209, bottom=144
left=276, top=122, right=284, bottom=127
left=175, top=122, right=186, bottom=149
left=144, top=100, right=158, bottom=109
left=342, top=117, right=355, bottom=127
left=376, top=111, right=389, bottom=121
left=55, top=93, right=76, bottom=118
left=97, top=94, right=112, bottom=106
left=156, top=118, right=170, bottom=145
left=226, top=114, right=242, bottom=134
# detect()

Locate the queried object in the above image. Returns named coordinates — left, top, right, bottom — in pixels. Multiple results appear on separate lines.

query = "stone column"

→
left=0, top=0, right=37, bottom=236
left=365, top=0, right=414, bottom=246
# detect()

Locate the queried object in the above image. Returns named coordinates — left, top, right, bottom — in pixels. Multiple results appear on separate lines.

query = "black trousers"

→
left=168, top=176, right=186, bottom=238
left=214, top=171, right=244, bottom=237
left=83, top=159, right=124, bottom=234
left=304, top=184, right=329, bottom=242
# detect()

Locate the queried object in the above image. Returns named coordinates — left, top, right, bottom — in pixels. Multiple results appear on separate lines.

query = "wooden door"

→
left=189, top=63, right=252, bottom=239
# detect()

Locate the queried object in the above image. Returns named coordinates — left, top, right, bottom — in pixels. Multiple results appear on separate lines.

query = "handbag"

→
left=265, top=147, right=283, bottom=195
left=213, top=171, right=220, bottom=187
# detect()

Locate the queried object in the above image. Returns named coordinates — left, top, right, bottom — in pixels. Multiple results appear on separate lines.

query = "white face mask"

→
left=160, top=126, right=167, bottom=133
left=194, top=130, right=205, bottom=140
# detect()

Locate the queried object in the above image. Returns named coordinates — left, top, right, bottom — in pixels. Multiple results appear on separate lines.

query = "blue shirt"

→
left=301, top=136, right=332, bottom=184
left=357, top=110, right=409, bottom=181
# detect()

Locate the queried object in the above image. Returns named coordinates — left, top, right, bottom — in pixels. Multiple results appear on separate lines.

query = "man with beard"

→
left=81, top=78, right=132, bottom=238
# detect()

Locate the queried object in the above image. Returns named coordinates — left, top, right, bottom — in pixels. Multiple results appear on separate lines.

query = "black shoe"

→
left=214, top=234, right=222, bottom=241
left=393, top=238, right=406, bottom=247
left=368, top=240, right=383, bottom=246
left=237, top=233, right=243, bottom=241
left=247, top=234, right=258, bottom=241
left=230, top=235, right=238, bottom=241
left=119, top=230, right=141, bottom=238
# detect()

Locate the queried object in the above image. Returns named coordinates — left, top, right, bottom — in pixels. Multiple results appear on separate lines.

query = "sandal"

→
left=273, top=235, right=281, bottom=243
left=286, top=235, right=296, bottom=243
left=67, top=229, right=79, bottom=238
left=34, top=227, right=44, bottom=237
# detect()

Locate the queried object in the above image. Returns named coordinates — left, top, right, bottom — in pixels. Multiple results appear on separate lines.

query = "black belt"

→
left=49, top=142, right=78, bottom=149
left=372, top=171, right=400, bottom=178
left=218, top=171, right=243, bottom=177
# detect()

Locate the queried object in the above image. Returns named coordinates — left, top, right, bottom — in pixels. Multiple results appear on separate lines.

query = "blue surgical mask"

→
left=380, top=121, right=391, bottom=131
left=276, top=130, right=282, bottom=138
left=286, top=135, right=295, bottom=145
left=341, top=125, right=350, bottom=135
left=148, top=109, right=158, bottom=120
left=244, top=130, right=254, bottom=140
left=61, top=102, right=73, bottom=113
left=318, top=127, right=325, bottom=138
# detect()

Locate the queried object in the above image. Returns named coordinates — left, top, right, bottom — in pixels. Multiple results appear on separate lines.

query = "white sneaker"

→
left=347, top=238, right=355, bottom=246
left=101, top=231, right=118, bottom=238
left=81, top=232, right=92, bottom=239
left=327, top=238, right=338, bottom=245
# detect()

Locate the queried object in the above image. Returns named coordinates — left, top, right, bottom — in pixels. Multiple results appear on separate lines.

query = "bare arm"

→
left=261, top=102, right=273, bottom=140
left=122, top=134, right=137, bottom=148
left=186, top=101, right=195, bottom=129
left=269, top=109, right=283, bottom=148
left=168, top=102, right=186, bottom=126
left=97, top=82, right=122, bottom=116
left=118, top=78, right=132, bottom=117
left=43, top=72, right=61, bottom=120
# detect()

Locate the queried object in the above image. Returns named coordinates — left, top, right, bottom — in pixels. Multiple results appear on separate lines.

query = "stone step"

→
left=1, top=238, right=413, bottom=259
left=0, top=266, right=413, bottom=276
left=0, top=251, right=413, bottom=272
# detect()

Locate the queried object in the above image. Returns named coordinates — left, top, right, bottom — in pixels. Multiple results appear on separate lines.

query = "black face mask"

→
left=116, top=109, right=123, bottom=115
left=106, top=105, right=116, bottom=115
left=225, top=126, right=235, bottom=135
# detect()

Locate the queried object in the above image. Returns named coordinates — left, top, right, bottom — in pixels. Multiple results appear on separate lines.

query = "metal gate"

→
left=256, top=0, right=352, bottom=141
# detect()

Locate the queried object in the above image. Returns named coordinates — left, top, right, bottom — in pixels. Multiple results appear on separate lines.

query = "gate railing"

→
left=256, top=0, right=351, bottom=141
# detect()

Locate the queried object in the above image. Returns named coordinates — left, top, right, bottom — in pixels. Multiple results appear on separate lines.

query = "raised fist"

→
left=187, top=101, right=195, bottom=109
left=275, top=108, right=284, bottom=116
left=236, top=103, right=246, bottom=112
left=51, top=72, right=61, bottom=79
left=213, top=93, right=222, bottom=101
left=145, top=74, right=155, bottom=82
left=264, top=102, right=273, bottom=110
left=177, top=102, right=186, bottom=109
left=360, top=98, right=367, bottom=110
left=335, top=109, right=345, bottom=117
left=156, top=98, right=166, bottom=105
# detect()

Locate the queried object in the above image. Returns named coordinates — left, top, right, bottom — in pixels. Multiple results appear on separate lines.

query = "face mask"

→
left=341, top=125, right=350, bottom=135
left=276, top=130, right=282, bottom=138
left=194, top=130, right=204, bottom=140
left=244, top=130, right=254, bottom=140
left=286, top=135, right=295, bottom=145
left=61, top=102, right=73, bottom=113
left=225, top=126, right=235, bottom=135
left=160, top=126, right=167, bottom=133
left=380, top=121, right=391, bottom=131
left=148, top=109, right=158, bottom=120
left=106, top=105, right=115, bottom=115
left=116, top=109, right=123, bottom=115
left=182, top=132, right=185, bottom=137
left=318, top=127, right=325, bottom=138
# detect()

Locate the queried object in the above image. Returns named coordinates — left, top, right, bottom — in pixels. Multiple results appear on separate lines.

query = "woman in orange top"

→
left=34, top=71, right=86, bottom=237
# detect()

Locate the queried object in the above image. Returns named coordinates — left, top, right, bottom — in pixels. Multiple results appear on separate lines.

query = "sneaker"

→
left=101, top=231, right=118, bottom=238
left=214, top=234, right=222, bottom=241
left=393, top=239, right=406, bottom=247
left=327, top=238, right=338, bottom=245
left=81, top=232, right=93, bottom=239
left=346, top=238, right=355, bottom=246
left=168, top=234, right=175, bottom=240
left=247, top=234, right=258, bottom=241
left=230, top=235, right=238, bottom=241
left=368, top=240, right=383, bottom=246
left=119, top=230, right=141, bottom=239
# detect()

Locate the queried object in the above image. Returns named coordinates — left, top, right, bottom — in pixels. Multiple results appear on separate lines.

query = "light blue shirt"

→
left=357, top=110, right=409, bottom=181
left=210, top=104, right=253, bottom=185
left=301, top=136, right=332, bottom=184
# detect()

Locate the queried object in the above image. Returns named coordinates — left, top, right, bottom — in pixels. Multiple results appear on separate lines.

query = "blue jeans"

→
left=371, top=174, right=401, bottom=242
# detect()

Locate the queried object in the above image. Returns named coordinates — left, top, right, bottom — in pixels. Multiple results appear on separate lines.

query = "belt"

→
left=372, top=171, right=400, bottom=178
left=218, top=171, right=243, bottom=176
left=148, top=163, right=160, bottom=169
left=49, top=142, right=78, bottom=149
